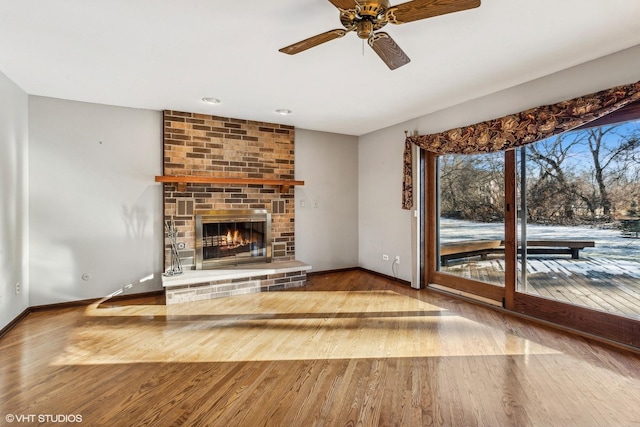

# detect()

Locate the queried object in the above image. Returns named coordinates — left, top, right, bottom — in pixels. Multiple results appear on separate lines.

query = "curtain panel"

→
left=402, top=80, right=640, bottom=209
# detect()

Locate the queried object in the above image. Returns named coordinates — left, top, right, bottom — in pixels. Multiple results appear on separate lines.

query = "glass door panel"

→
left=438, top=152, right=505, bottom=287
left=517, top=122, right=640, bottom=320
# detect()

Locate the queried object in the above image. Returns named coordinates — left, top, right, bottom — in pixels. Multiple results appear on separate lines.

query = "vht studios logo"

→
left=5, top=413, right=83, bottom=423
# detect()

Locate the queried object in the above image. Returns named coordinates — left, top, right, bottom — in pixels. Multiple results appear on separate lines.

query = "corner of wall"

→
left=0, top=71, right=30, bottom=330
left=27, top=97, right=164, bottom=306
left=295, top=129, right=359, bottom=272
left=357, top=127, right=413, bottom=282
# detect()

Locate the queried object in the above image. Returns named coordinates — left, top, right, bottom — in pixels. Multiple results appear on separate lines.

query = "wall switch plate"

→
left=382, top=254, right=389, bottom=261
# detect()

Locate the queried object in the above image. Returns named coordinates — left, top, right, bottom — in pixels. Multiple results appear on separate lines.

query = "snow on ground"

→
left=440, top=218, right=640, bottom=261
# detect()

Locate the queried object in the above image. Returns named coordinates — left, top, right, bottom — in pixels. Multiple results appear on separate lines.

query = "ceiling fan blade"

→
left=386, top=0, right=480, bottom=24
left=327, top=0, right=358, bottom=11
left=279, top=29, right=349, bottom=55
left=368, top=32, right=410, bottom=70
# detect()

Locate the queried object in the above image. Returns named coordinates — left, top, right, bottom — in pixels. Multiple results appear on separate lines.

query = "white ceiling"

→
left=1, top=0, right=639, bottom=136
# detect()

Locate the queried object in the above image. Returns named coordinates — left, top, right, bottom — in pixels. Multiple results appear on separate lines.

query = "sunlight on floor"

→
left=51, top=291, right=560, bottom=366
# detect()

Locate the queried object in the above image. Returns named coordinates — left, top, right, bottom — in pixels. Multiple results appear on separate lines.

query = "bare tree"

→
left=438, top=121, right=640, bottom=227
left=584, top=125, right=640, bottom=220
left=526, top=133, right=583, bottom=223
left=439, top=153, right=504, bottom=222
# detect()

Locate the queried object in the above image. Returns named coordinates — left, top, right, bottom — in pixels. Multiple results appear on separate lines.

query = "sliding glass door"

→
left=434, top=151, right=506, bottom=301
left=517, top=121, right=640, bottom=320
left=426, top=100, right=640, bottom=347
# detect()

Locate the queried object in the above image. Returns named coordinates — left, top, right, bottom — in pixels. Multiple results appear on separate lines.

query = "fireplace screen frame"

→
left=195, top=209, right=272, bottom=269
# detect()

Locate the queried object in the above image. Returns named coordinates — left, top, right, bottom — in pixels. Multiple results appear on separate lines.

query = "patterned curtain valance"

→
left=402, top=80, right=640, bottom=209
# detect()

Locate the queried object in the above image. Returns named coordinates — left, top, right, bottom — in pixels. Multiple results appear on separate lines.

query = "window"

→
left=517, top=120, right=640, bottom=320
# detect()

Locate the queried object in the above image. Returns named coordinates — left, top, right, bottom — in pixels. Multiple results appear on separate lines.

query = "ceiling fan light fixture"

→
left=202, top=97, right=221, bottom=104
left=275, top=109, right=292, bottom=115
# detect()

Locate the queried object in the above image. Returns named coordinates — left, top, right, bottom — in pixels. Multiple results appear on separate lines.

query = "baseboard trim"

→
left=0, top=308, right=31, bottom=340
left=307, top=267, right=411, bottom=287
left=307, top=267, right=360, bottom=277
left=0, top=290, right=165, bottom=341
left=357, top=267, right=412, bottom=286
left=30, top=297, right=102, bottom=312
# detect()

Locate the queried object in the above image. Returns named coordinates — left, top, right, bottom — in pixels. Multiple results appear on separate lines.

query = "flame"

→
left=224, top=229, right=247, bottom=245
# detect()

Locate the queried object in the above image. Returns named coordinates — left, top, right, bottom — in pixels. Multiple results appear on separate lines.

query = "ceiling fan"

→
left=279, top=0, right=480, bottom=70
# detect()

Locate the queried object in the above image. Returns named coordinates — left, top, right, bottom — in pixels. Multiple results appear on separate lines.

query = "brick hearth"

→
left=163, top=261, right=312, bottom=305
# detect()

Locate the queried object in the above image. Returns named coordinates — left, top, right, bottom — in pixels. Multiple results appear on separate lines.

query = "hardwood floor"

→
left=1, top=270, right=640, bottom=426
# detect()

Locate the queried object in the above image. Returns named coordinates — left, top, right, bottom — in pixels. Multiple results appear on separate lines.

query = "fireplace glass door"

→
left=195, top=210, right=271, bottom=269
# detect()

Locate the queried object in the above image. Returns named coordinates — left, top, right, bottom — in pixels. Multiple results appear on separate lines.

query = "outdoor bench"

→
left=440, top=239, right=595, bottom=266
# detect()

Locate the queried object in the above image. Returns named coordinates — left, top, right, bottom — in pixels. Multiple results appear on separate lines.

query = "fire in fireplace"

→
left=195, top=209, right=271, bottom=269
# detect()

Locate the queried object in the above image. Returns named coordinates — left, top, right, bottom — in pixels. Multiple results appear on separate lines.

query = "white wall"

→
left=358, top=126, right=413, bottom=281
left=29, top=97, right=163, bottom=306
left=358, top=44, right=640, bottom=282
left=0, top=71, right=29, bottom=329
left=405, top=44, right=640, bottom=138
left=295, top=129, right=359, bottom=272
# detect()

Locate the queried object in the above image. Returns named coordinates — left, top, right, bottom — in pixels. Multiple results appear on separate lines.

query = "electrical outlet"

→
left=382, top=254, right=389, bottom=261
left=15, top=282, right=21, bottom=295
left=395, top=256, right=400, bottom=264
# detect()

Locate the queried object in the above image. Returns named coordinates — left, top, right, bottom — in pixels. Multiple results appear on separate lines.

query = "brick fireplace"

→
left=159, top=110, right=310, bottom=303
left=162, top=110, right=296, bottom=270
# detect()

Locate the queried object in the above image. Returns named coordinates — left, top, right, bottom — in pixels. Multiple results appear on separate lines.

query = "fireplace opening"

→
left=195, top=209, right=271, bottom=269
left=202, top=221, right=265, bottom=259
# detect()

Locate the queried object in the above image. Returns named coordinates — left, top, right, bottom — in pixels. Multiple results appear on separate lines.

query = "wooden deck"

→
left=441, top=256, right=640, bottom=319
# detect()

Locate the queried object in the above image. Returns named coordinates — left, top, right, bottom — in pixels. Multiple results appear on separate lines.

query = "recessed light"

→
left=202, top=97, right=221, bottom=104
left=275, top=109, right=292, bottom=115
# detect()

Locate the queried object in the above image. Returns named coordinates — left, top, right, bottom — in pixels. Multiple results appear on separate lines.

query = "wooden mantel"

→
left=155, top=176, right=304, bottom=192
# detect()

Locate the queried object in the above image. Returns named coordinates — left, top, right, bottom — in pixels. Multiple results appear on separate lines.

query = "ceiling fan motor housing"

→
left=357, top=0, right=390, bottom=17
left=351, top=0, right=390, bottom=38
